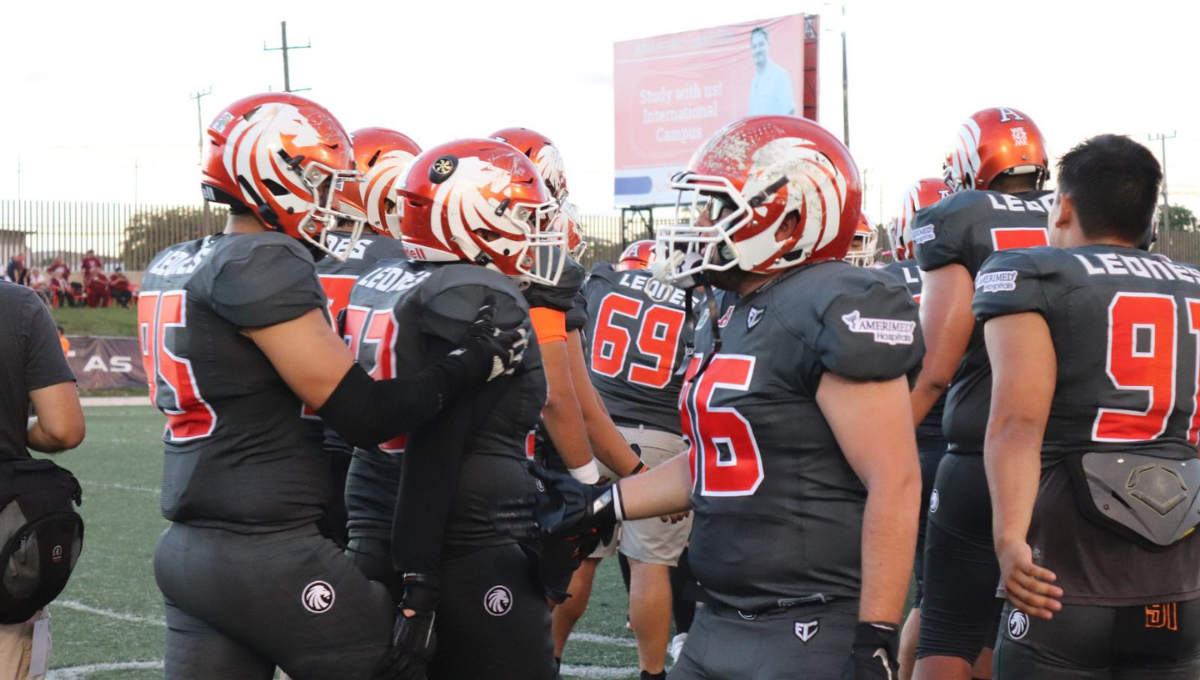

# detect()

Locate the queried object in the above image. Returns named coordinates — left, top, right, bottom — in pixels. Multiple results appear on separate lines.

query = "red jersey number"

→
left=680, top=355, right=764, bottom=497
left=137, top=291, right=217, bottom=442
left=590, top=292, right=687, bottom=389
left=1092, top=292, right=1200, bottom=445
left=342, top=305, right=406, bottom=453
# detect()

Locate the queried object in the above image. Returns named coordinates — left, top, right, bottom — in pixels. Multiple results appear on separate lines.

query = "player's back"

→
left=975, top=244, right=1200, bottom=604
left=977, top=245, right=1200, bottom=460
left=913, top=189, right=1053, bottom=453
left=584, top=262, right=692, bottom=436
left=344, top=259, right=545, bottom=547
left=682, top=261, right=922, bottom=612
left=138, top=232, right=329, bottom=531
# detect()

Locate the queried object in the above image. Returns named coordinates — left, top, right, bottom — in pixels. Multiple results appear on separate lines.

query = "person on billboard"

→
left=748, top=27, right=796, bottom=116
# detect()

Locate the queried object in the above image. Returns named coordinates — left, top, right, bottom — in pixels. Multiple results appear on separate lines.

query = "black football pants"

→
left=155, top=522, right=394, bottom=680
left=917, top=452, right=1004, bottom=664
left=994, top=600, right=1200, bottom=679
left=346, top=536, right=557, bottom=680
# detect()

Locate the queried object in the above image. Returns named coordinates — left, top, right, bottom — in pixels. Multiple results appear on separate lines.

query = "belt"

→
left=705, top=593, right=835, bottom=621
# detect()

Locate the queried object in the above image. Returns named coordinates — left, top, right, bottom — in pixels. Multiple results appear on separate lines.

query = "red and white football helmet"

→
left=337, top=128, right=422, bottom=239
left=616, top=240, right=657, bottom=272
left=887, top=178, right=952, bottom=261
left=201, top=93, right=365, bottom=260
left=397, top=138, right=566, bottom=285
left=845, top=211, right=878, bottom=267
left=552, top=199, right=587, bottom=261
left=490, top=127, right=568, bottom=200
left=657, top=116, right=862, bottom=280
left=944, top=107, right=1049, bottom=193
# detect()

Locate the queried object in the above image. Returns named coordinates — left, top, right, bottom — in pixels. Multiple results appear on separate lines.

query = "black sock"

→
left=640, top=672, right=667, bottom=680
left=555, top=657, right=561, bottom=671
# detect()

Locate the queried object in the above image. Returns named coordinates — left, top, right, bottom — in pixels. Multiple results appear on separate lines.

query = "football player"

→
left=501, top=115, right=923, bottom=679
left=342, top=137, right=558, bottom=680
left=142, top=94, right=526, bottom=680
left=910, top=108, right=1053, bottom=680
left=977, top=134, right=1200, bottom=678
left=582, top=239, right=694, bottom=680
left=316, top=127, right=419, bottom=549
left=882, top=177, right=952, bottom=680
left=846, top=211, right=879, bottom=266
left=490, top=127, right=645, bottom=670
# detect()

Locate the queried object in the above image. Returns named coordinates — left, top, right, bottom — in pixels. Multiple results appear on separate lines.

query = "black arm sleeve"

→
left=390, top=370, right=508, bottom=580
left=316, top=354, right=477, bottom=449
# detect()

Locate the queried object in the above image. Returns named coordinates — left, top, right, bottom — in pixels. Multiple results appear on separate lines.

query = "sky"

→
left=1, top=0, right=1198, bottom=223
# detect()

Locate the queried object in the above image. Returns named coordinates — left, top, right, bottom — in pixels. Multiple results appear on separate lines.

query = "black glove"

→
left=450, top=296, right=530, bottom=383
left=370, top=574, right=440, bottom=680
left=492, top=463, right=620, bottom=542
left=840, top=622, right=899, bottom=680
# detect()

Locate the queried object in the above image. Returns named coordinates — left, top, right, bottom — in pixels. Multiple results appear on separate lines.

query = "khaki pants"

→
left=0, top=610, right=47, bottom=680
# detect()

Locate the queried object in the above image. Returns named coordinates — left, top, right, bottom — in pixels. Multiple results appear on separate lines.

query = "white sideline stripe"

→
left=80, top=481, right=161, bottom=495
left=55, top=600, right=165, bottom=626
left=80, top=397, right=151, bottom=407
left=561, top=664, right=643, bottom=678
left=567, top=632, right=639, bottom=648
left=46, top=659, right=163, bottom=679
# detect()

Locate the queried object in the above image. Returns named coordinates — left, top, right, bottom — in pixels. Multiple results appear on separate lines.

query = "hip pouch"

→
left=1065, top=452, right=1200, bottom=552
left=0, top=458, right=84, bottom=624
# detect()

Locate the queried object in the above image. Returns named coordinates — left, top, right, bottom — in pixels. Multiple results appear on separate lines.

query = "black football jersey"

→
left=313, top=231, right=407, bottom=457
left=682, top=261, right=923, bottom=611
left=138, top=232, right=329, bottom=532
left=913, top=189, right=1053, bottom=454
left=342, top=260, right=546, bottom=546
left=583, top=263, right=693, bottom=435
left=974, top=245, right=1200, bottom=603
left=882, top=259, right=943, bottom=439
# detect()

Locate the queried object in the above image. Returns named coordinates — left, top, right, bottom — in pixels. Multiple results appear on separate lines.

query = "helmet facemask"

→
left=656, top=173, right=754, bottom=283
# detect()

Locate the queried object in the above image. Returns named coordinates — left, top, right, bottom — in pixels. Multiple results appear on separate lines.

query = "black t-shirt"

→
left=0, top=283, right=76, bottom=460
left=584, top=263, right=693, bottom=435
left=974, top=245, right=1200, bottom=604
left=913, top=189, right=1053, bottom=454
left=139, top=232, right=328, bottom=532
left=683, top=261, right=923, bottom=611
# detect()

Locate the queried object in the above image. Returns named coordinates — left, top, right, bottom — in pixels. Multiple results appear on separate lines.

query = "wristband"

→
left=629, top=461, right=648, bottom=476
left=568, top=460, right=601, bottom=484
left=611, top=483, right=627, bottom=522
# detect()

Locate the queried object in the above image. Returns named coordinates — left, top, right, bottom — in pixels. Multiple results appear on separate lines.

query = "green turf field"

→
left=51, top=306, right=138, bottom=338
left=45, top=406, right=644, bottom=679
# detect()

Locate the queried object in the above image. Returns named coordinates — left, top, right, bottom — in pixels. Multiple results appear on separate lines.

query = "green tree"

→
left=1159, top=204, right=1198, bottom=232
left=122, top=205, right=227, bottom=270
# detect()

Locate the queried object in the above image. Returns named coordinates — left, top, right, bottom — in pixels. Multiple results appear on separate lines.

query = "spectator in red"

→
left=109, top=269, right=132, bottom=308
left=47, top=255, right=69, bottom=282
left=81, top=250, right=102, bottom=280
left=49, top=273, right=74, bottom=308
left=86, top=269, right=111, bottom=308
left=5, top=252, right=28, bottom=285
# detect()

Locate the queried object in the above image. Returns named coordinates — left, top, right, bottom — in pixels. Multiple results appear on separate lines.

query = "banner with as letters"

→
left=65, top=336, right=146, bottom=391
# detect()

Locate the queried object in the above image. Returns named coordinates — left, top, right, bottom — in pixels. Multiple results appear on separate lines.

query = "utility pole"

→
left=841, top=2, right=850, bottom=149
left=1149, top=132, right=1176, bottom=231
left=264, top=21, right=311, bottom=93
left=190, top=88, right=212, bottom=165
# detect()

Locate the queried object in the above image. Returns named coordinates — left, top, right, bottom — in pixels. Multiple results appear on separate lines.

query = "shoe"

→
left=668, top=632, right=688, bottom=664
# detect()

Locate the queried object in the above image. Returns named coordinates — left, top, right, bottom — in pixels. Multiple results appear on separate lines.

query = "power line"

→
left=1150, top=132, right=1177, bottom=230
left=264, top=21, right=311, bottom=93
left=189, top=88, right=212, bottom=166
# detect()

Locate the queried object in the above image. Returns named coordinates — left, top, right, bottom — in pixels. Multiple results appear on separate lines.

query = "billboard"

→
left=613, top=14, right=815, bottom=207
